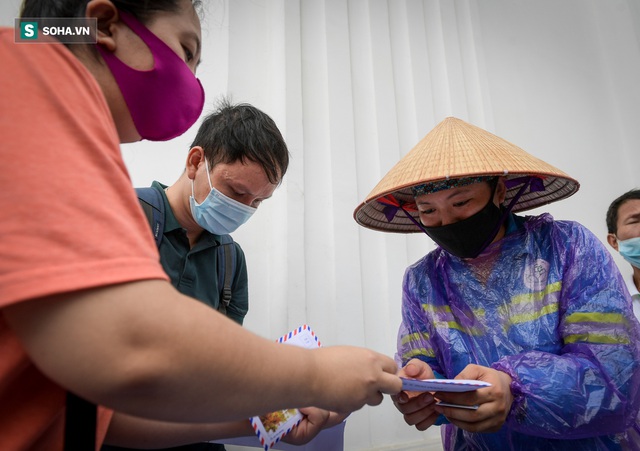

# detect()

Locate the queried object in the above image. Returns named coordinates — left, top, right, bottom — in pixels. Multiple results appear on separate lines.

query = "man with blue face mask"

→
left=154, top=98, right=287, bottom=327
left=103, top=99, right=288, bottom=451
left=607, top=189, right=640, bottom=321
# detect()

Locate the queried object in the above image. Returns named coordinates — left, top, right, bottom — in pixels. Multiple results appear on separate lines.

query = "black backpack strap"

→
left=216, top=235, right=236, bottom=315
left=64, top=392, right=96, bottom=450
left=135, top=187, right=165, bottom=247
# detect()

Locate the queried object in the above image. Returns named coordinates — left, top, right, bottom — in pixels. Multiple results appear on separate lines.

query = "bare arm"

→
left=104, top=413, right=253, bottom=448
left=105, top=408, right=346, bottom=448
left=3, top=280, right=401, bottom=423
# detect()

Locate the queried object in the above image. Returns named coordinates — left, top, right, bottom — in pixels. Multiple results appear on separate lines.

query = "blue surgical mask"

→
left=618, top=236, right=640, bottom=269
left=189, top=159, right=256, bottom=235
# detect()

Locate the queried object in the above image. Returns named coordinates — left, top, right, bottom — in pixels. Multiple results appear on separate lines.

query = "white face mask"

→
left=189, top=159, right=256, bottom=235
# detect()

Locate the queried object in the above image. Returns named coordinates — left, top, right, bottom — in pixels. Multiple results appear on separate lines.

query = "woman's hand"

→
left=282, top=408, right=349, bottom=445
left=433, top=364, right=513, bottom=433
left=391, top=359, right=440, bottom=431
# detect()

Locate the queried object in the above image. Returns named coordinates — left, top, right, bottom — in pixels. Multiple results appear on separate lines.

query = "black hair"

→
left=20, top=0, right=202, bottom=23
left=191, top=98, right=290, bottom=185
left=606, top=189, right=640, bottom=234
left=20, top=0, right=202, bottom=54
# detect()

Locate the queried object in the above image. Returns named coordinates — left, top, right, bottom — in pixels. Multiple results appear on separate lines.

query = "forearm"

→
left=493, top=347, right=640, bottom=437
left=104, top=413, right=252, bottom=448
left=4, top=279, right=401, bottom=423
left=3, top=280, right=318, bottom=422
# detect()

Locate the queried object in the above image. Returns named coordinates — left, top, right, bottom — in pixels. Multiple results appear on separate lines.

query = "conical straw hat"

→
left=354, top=117, right=579, bottom=233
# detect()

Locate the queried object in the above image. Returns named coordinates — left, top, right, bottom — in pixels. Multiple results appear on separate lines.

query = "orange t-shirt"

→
left=0, top=29, right=169, bottom=450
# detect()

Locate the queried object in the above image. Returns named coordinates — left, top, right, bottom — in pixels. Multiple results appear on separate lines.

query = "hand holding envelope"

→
left=393, top=359, right=514, bottom=434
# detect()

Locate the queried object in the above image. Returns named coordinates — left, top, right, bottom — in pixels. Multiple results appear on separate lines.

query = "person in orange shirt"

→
left=0, top=0, right=402, bottom=449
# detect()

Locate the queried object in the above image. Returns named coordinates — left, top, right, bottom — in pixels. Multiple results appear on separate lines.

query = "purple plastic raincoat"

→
left=397, top=214, right=640, bottom=450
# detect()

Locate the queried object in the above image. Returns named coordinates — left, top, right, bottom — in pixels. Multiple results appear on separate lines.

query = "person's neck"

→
left=166, top=178, right=204, bottom=248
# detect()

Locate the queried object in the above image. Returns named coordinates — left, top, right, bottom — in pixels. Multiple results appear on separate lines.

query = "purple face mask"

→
left=97, top=10, right=204, bottom=141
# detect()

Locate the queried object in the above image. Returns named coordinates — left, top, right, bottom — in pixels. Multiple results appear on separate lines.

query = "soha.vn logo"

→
left=20, top=22, right=38, bottom=40
left=18, top=20, right=94, bottom=42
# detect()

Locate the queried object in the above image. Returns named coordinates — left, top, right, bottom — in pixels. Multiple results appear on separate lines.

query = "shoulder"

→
left=522, top=213, right=591, bottom=240
left=523, top=215, right=606, bottom=258
left=1, top=29, right=105, bottom=98
left=0, top=30, right=166, bottom=306
left=212, top=235, right=246, bottom=260
left=404, top=248, right=441, bottom=283
left=230, top=240, right=246, bottom=259
left=0, top=34, right=118, bottom=190
left=1, top=28, right=113, bottom=135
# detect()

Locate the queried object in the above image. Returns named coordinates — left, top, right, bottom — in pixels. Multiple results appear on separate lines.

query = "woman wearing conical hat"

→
left=354, top=117, right=640, bottom=449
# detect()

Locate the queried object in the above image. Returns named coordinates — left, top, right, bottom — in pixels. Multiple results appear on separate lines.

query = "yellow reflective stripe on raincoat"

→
left=507, top=281, right=562, bottom=307
left=421, top=303, right=486, bottom=336
left=402, top=347, right=435, bottom=360
left=507, top=303, right=559, bottom=327
left=501, top=282, right=562, bottom=330
left=564, top=312, right=631, bottom=344
left=401, top=331, right=430, bottom=346
left=565, top=312, right=627, bottom=325
left=401, top=332, right=436, bottom=360
left=564, top=333, right=630, bottom=345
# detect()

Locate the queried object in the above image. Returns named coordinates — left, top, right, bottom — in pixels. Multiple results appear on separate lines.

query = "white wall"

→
left=3, top=1, right=640, bottom=450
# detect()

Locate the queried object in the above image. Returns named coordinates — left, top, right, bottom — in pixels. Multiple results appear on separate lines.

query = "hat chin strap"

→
left=473, top=177, right=532, bottom=255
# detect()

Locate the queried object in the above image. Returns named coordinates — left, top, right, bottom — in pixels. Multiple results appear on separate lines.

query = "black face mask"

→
left=423, top=185, right=503, bottom=259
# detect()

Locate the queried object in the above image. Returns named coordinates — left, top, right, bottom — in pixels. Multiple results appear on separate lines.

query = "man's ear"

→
left=186, top=146, right=205, bottom=180
left=86, top=0, right=120, bottom=52
left=607, top=233, right=620, bottom=251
